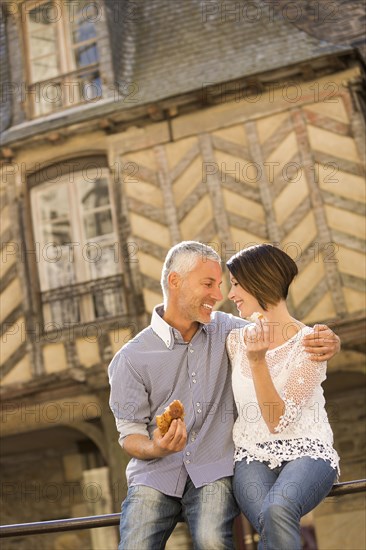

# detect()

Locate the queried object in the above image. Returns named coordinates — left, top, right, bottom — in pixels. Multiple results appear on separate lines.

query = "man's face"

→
left=175, top=259, right=223, bottom=324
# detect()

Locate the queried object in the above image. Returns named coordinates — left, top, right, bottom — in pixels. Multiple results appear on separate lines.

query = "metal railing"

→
left=41, top=274, right=126, bottom=327
left=0, top=479, right=365, bottom=538
left=27, top=63, right=102, bottom=118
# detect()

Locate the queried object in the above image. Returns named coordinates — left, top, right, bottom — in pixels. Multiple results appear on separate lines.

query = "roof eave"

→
left=0, top=48, right=357, bottom=150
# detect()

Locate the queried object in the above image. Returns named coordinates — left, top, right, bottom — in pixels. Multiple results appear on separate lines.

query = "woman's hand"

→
left=244, top=321, right=270, bottom=364
left=243, top=321, right=285, bottom=432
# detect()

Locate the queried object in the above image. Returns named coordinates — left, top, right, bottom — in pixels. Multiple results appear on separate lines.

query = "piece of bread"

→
left=156, top=400, right=185, bottom=436
left=247, top=312, right=266, bottom=322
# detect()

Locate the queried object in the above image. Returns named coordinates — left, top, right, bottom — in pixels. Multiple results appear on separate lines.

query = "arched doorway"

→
left=0, top=424, right=118, bottom=549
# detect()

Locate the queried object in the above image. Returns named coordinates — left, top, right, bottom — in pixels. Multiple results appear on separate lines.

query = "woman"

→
left=226, top=244, right=339, bottom=550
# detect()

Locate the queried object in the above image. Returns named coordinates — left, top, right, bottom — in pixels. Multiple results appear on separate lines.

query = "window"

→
left=24, top=0, right=102, bottom=117
left=30, top=162, right=125, bottom=328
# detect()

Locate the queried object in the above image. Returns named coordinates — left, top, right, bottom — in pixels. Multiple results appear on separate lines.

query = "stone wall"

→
left=314, top=386, right=366, bottom=550
left=0, top=446, right=94, bottom=549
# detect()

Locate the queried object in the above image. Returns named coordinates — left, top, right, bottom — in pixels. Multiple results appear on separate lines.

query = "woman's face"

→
left=228, top=274, right=263, bottom=318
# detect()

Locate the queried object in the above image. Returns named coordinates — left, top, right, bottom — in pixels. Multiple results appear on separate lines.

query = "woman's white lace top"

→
left=227, top=325, right=340, bottom=473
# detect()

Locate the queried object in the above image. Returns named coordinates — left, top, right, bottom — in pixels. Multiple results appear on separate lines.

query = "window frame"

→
left=30, top=163, right=125, bottom=328
left=22, top=0, right=102, bottom=118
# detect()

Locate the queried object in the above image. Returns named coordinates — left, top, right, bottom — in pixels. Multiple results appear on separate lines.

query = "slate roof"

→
left=105, top=0, right=350, bottom=105
left=272, top=0, right=366, bottom=62
left=0, top=0, right=354, bottom=140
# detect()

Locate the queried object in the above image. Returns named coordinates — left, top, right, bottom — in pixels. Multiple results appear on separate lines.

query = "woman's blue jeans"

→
left=233, top=456, right=337, bottom=550
left=118, top=476, right=239, bottom=549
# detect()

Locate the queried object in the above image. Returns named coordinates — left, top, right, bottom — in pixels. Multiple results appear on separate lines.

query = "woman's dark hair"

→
left=226, top=244, right=298, bottom=310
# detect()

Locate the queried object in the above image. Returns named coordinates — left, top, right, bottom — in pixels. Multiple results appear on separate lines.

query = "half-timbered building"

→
left=1, top=1, right=365, bottom=548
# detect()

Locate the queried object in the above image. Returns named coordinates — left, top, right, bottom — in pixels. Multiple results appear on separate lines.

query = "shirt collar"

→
left=151, top=305, right=174, bottom=349
left=151, top=304, right=209, bottom=349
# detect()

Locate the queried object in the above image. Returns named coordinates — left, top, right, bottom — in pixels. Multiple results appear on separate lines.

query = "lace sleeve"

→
left=226, top=330, right=236, bottom=361
left=274, top=340, right=326, bottom=433
left=226, top=329, right=243, bottom=362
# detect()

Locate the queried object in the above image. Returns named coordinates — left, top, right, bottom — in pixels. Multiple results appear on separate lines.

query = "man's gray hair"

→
left=161, top=241, right=221, bottom=305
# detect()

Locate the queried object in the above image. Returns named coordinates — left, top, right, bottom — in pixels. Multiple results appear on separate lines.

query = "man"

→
left=108, top=241, right=340, bottom=549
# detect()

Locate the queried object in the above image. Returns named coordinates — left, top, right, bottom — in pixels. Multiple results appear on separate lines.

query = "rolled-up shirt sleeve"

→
left=115, top=419, right=149, bottom=448
left=108, top=349, right=151, bottom=447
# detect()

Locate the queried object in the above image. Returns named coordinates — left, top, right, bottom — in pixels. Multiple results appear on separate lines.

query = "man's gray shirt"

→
left=108, top=305, right=246, bottom=497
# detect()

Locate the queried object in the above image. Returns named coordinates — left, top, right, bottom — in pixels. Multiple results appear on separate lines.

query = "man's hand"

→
left=123, top=420, right=187, bottom=460
left=302, top=324, right=340, bottom=361
left=152, top=419, right=187, bottom=457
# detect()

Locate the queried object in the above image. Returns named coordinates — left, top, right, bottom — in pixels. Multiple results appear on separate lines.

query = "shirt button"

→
left=186, top=459, right=191, bottom=464
left=191, top=372, right=196, bottom=376
left=197, top=409, right=202, bottom=413
left=186, top=451, right=191, bottom=456
left=189, top=349, right=194, bottom=353
left=196, top=402, right=200, bottom=407
left=192, top=379, right=197, bottom=384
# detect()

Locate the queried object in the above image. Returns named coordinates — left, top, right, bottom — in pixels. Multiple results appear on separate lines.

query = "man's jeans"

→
left=118, top=477, right=239, bottom=550
left=233, top=456, right=337, bottom=550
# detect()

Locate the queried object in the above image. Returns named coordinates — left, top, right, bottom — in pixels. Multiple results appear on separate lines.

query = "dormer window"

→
left=24, top=0, right=102, bottom=117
